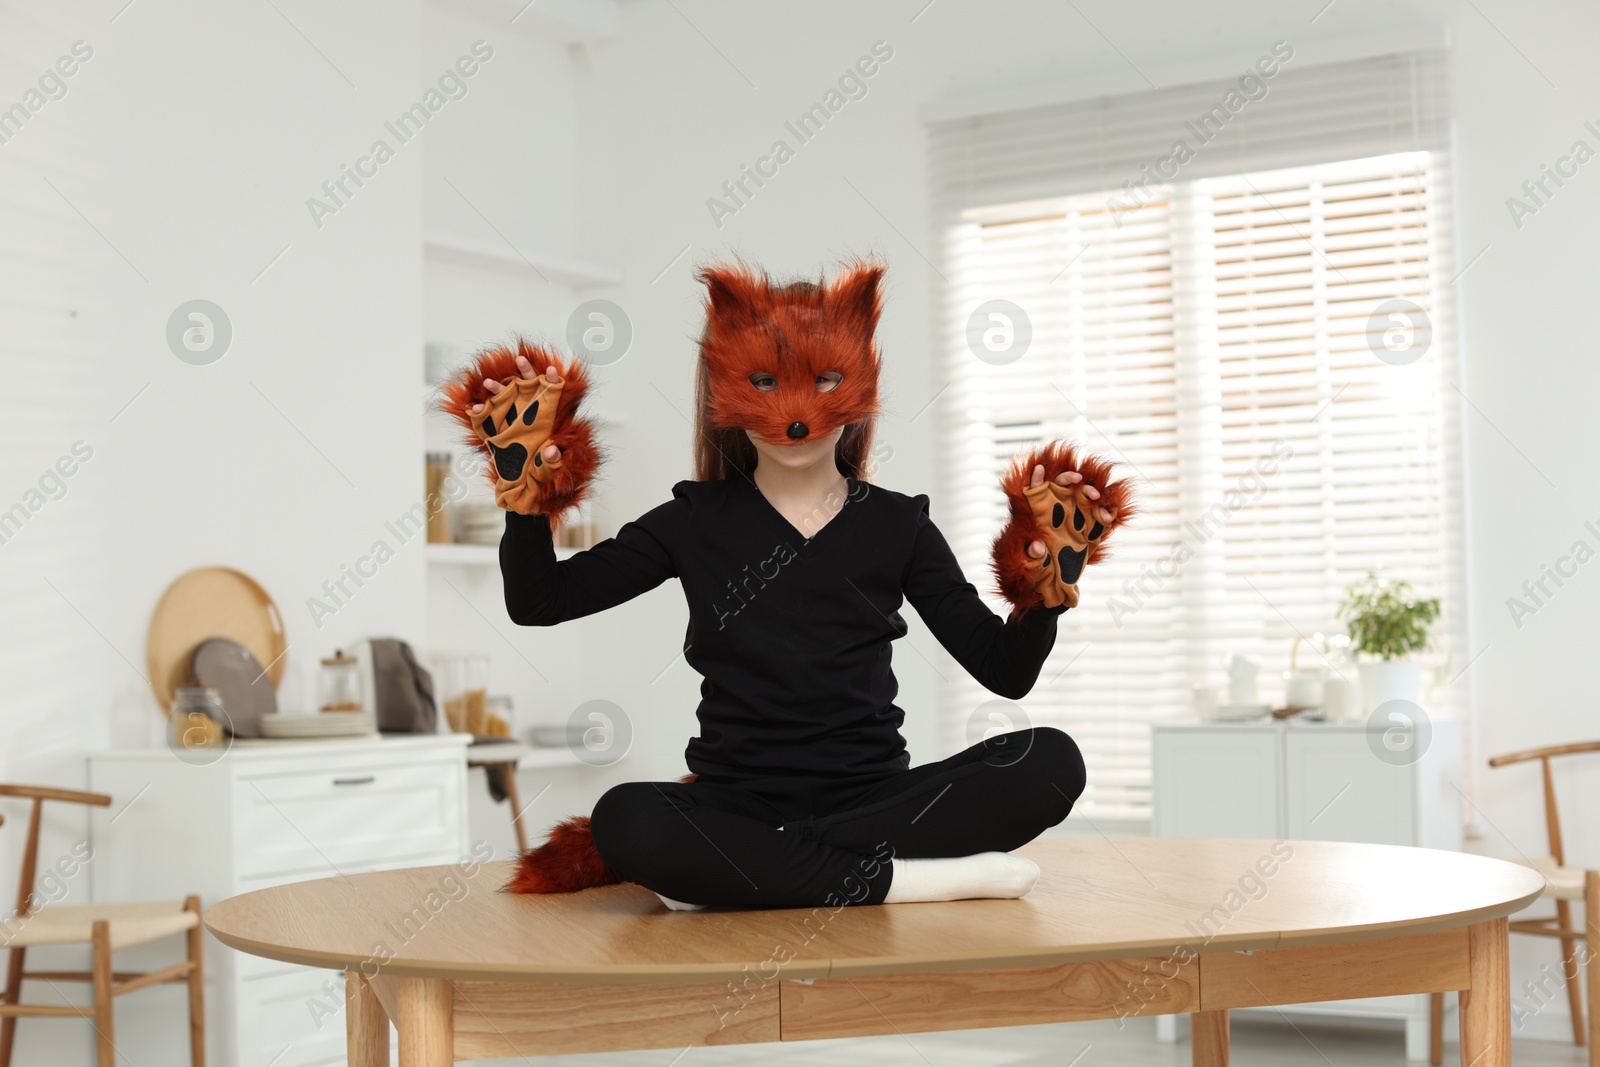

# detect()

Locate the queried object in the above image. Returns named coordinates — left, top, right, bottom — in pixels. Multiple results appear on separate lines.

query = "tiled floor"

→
left=477, top=1015, right=1588, bottom=1066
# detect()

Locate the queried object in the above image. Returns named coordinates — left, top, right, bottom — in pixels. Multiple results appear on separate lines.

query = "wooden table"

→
left=203, top=838, right=1544, bottom=1066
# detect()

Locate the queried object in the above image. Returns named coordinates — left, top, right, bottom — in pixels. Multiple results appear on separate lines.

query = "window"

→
left=930, top=53, right=1467, bottom=822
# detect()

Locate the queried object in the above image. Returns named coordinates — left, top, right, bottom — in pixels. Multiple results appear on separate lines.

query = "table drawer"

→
left=234, top=760, right=463, bottom=878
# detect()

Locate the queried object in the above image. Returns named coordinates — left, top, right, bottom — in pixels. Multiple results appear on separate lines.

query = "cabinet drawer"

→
left=234, top=965, right=351, bottom=1067
left=234, top=760, right=463, bottom=878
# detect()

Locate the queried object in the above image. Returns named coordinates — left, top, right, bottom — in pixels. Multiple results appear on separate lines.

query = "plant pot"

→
left=1357, top=659, right=1422, bottom=716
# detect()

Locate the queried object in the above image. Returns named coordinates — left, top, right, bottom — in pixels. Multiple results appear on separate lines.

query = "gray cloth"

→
left=368, top=638, right=437, bottom=733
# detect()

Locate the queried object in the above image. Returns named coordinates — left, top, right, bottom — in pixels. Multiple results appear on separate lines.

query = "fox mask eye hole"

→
left=747, top=371, right=843, bottom=392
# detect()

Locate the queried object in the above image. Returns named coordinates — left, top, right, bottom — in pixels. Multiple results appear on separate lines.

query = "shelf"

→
left=426, top=542, right=577, bottom=565
left=424, top=234, right=622, bottom=287
left=469, top=743, right=594, bottom=770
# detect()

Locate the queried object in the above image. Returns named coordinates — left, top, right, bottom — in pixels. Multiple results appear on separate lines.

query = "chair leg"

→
left=1429, top=992, right=1444, bottom=1066
left=91, top=921, right=115, bottom=1067
left=501, top=766, right=529, bottom=853
left=1559, top=899, right=1587, bottom=1046
left=185, top=896, right=206, bottom=1067
left=1586, top=872, right=1598, bottom=1067
left=0, top=945, right=24, bottom=1067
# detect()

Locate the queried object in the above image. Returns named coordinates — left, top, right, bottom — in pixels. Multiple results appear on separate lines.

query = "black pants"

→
left=589, top=726, right=1085, bottom=908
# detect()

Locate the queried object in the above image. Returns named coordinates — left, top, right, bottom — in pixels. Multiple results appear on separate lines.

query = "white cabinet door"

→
left=1153, top=728, right=1280, bottom=838
left=1284, top=729, right=1415, bottom=845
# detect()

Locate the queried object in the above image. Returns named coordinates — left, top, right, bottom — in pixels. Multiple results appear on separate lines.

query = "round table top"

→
left=203, top=838, right=1545, bottom=985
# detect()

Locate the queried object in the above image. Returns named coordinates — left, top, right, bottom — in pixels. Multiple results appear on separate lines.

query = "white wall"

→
left=1, top=1, right=425, bottom=1061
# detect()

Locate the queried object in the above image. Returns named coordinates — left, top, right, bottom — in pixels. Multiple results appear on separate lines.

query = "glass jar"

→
left=463, top=655, right=489, bottom=734
left=318, top=650, right=363, bottom=713
left=171, top=686, right=226, bottom=750
left=484, top=694, right=514, bottom=738
left=425, top=452, right=454, bottom=544
left=430, top=651, right=489, bottom=734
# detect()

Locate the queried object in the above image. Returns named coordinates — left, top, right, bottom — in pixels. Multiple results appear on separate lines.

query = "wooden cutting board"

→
left=146, top=567, right=287, bottom=715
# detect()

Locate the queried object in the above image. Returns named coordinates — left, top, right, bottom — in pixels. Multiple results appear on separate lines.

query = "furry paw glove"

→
left=439, top=339, right=603, bottom=528
left=991, top=440, right=1134, bottom=616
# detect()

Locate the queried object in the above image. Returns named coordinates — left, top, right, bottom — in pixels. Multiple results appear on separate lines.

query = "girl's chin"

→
left=758, top=441, right=827, bottom=464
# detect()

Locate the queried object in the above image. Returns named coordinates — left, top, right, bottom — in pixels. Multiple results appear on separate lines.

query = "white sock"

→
left=882, top=852, right=1040, bottom=904
left=655, top=893, right=708, bottom=911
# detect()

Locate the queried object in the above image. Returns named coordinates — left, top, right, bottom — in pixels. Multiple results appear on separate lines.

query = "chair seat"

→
left=1, top=901, right=198, bottom=950
left=1515, top=856, right=1590, bottom=901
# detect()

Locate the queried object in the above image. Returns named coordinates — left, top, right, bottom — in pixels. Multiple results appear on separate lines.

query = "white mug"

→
left=1284, top=668, right=1325, bottom=709
left=1226, top=656, right=1259, bottom=705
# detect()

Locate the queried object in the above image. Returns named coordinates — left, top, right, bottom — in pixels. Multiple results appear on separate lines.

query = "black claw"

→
left=481, top=416, right=495, bottom=436
left=506, top=401, right=518, bottom=424
left=1088, top=520, right=1105, bottom=540
left=523, top=400, right=539, bottom=426
left=1051, top=503, right=1065, bottom=528
left=1073, top=505, right=1086, bottom=532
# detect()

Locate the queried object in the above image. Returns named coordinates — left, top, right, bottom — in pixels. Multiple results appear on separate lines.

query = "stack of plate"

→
left=1207, top=703, right=1273, bottom=722
left=458, top=504, right=503, bottom=545
left=258, top=712, right=377, bottom=739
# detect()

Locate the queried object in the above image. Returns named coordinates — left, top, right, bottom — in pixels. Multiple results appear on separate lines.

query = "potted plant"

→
left=1337, top=570, right=1440, bottom=713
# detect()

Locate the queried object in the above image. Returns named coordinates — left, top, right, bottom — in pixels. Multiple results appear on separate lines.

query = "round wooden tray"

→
left=146, top=567, right=287, bottom=715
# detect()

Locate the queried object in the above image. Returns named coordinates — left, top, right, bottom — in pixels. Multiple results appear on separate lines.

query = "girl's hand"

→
left=472, top=352, right=562, bottom=469
left=1024, top=464, right=1116, bottom=562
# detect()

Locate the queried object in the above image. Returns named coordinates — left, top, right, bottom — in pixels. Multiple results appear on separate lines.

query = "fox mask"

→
left=697, top=261, right=886, bottom=445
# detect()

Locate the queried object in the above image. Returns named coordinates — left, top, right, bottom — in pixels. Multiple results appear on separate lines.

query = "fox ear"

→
left=826, top=261, right=886, bottom=338
left=697, top=263, right=769, bottom=337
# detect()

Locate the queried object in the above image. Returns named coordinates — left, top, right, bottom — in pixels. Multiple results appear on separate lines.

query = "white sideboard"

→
left=1152, top=719, right=1463, bottom=1060
left=88, top=734, right=471, bottom=1067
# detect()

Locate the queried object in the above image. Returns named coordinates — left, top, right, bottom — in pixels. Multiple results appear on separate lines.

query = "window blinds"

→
left=929, top=52, right=1466, bottom=821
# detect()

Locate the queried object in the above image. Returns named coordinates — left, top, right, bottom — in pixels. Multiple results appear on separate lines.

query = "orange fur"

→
left=504, top=773, right=698, bottom=895
left=437, top=338, right=605, bottom=530
left=990, top=440, right=1137, bottom=617
left=696, top=259, right=886, bottom=445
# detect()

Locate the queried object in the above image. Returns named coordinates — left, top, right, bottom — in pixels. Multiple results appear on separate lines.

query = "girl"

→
left=444, top=261, right=1130, bottom=910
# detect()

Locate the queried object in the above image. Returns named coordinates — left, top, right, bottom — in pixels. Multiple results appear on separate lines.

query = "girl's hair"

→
left=691, top=278, right=879, bottom=483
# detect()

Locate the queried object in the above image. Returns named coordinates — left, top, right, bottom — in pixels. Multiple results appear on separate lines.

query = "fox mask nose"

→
left=786, top=421, right=808, bottom=440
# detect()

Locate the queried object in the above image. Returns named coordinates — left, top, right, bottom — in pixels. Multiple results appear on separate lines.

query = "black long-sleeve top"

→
left=501, top=476, right=1066, bottom=780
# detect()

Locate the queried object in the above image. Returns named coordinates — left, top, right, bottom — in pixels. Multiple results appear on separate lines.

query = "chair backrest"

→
left=0, top=785, right=111, bottom=920
left=1487, top=741, right=1600, bottom=866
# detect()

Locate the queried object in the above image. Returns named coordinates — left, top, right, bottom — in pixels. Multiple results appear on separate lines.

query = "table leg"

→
left=346, top=971, right=389, bottom=1067
left=1428, top=992, right=1444, bottom=1066
left=1460, top=918, right=1509, bottom=1067
left=396, top=976, right=453, bottom=1067
left=1192, top=1009, right=1229, bottom=1066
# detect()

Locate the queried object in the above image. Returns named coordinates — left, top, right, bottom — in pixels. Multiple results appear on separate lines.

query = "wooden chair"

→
left=1428, top=742, right=1600, bottom=1066
left=0, top=785, right=205, bottom=1067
